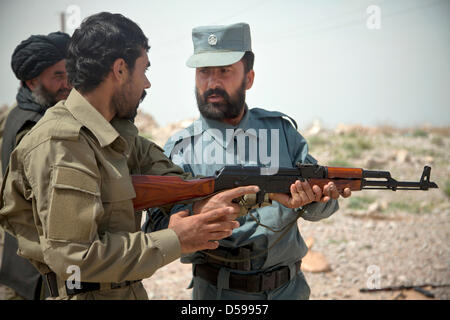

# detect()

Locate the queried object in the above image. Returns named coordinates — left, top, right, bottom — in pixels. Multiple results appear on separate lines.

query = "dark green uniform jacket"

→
left=0, top=86, right=47, bottom=300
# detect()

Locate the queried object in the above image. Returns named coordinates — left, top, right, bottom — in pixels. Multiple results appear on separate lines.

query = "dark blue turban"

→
left=11, top=31, right=70, bottom=81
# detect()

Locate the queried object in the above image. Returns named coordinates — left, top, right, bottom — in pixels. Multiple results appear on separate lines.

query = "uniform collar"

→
left=197, top=104, right=257, bottom=149
left=64, top=88, right=121, bottom=148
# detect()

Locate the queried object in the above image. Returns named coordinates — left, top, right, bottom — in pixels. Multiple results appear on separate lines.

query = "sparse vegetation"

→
left=327, top=238, right=348, bottom=245
left=307, top=135, right=329, bottom=150
left=431, top=136, right=444, bottom=147
left=347, top=196, right=376, bottom=210
left=302, top=123, right=447, bottom=214
left=388, top=201, right=433, bottom=214
left=341, top=137, right=374, bottom=158
left=327, top=158, right=354, bottom=167
left=444, top=180, right=450, bottom=199
left=411, top=129, right=429, bottom=138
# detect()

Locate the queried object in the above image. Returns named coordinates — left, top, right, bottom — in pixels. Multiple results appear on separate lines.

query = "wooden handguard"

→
left=308, top=167, right=363, bottom=193
left=307, top=178, right=362, bottom=193
left=131, top=175, right=215, bottom=210
left=326, top=167, right=363, bottom=179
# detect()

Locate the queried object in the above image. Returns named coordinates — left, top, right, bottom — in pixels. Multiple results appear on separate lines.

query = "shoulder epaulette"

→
left=250, top=108, right=298, bottom=130
left=28, top=105, right=82, bottom=141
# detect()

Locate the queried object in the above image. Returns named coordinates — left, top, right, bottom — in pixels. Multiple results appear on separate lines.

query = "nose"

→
left=206, top=69, right=222, bottom=90
left=145, top=76, right=151, bottom=89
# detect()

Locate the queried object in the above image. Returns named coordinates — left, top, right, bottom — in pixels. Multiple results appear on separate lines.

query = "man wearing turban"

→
left=0, top=31, right=71, bottom=300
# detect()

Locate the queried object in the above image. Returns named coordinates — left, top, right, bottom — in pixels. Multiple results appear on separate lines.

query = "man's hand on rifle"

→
left=168, top=186, right=259, bottom=254
left=269, top=180, right=352, bottom=209
left=168, top=206, right=240, bottom=254
left=192, top=185, right=260, bottom=215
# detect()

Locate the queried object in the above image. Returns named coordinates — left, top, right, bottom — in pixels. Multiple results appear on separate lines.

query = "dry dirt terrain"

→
left=140, top=119, right=450, bottom=300
left=1, top=111, right=449, bottom=300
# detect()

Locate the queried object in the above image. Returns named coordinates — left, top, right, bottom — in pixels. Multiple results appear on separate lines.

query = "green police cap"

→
left=186, top=22, right=252, bottom=68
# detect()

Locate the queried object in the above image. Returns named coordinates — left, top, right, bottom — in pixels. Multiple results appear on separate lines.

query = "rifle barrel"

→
left=361, top=166, right=438, bottom=190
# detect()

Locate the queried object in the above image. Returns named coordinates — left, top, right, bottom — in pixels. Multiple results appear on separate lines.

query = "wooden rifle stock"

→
left=131, top=175, right=215, bottom=211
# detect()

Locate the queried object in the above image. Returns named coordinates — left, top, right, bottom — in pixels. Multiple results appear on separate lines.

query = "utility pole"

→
left=60, top=11, right=66, bottom=33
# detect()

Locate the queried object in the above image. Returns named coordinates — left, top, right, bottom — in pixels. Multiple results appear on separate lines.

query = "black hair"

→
left=242, top=51, right=254, bottom=74
left=66, top=12, right=150, bottom=93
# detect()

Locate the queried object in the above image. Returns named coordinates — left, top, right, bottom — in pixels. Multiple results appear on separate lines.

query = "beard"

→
left=112, top=81, right=147, bottom=120
left=195, top=79, right=246, bottom=121
left=32, top=83, right=70, bottom=108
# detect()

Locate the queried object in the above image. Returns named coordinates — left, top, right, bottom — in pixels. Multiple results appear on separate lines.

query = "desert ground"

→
left=1, top=110, right=449, bottom=300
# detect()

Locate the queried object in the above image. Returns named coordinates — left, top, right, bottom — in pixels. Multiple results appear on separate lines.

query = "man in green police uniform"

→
left=0, top=13, right=258, bottom=300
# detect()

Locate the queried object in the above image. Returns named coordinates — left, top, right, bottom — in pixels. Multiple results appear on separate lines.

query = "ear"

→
left=24, top=77, right=39, bottom=91
left=245, top=70, right=255, bottom=90
left=112, top=58, right=128, bottom=84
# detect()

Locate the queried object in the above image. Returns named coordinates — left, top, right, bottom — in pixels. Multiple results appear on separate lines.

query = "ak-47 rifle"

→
left=131, top=164, right=438, bottom=211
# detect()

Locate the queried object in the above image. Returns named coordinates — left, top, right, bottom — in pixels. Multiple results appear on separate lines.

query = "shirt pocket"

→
left=47, top=166, right=101, bottom=242
left=100, top=177, right=136, bottom=232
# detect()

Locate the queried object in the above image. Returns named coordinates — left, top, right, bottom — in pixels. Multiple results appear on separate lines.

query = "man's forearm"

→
left=300, top=199, right=339, bottom=222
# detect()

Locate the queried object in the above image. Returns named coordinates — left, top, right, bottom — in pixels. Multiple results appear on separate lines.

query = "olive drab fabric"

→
left=0, top=88, right=191, bottom=299
left=0, top=87, right=51, bottom=300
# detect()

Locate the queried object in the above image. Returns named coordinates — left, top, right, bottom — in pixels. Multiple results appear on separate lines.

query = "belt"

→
left=44, top=272, right=141, bottom=298
left=203, top=245, right=253, bottom=271
left=194, top=260, right=301, bottom=293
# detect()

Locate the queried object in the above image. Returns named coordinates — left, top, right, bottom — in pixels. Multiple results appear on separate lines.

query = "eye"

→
left=198, top=68, right=210, bottom=76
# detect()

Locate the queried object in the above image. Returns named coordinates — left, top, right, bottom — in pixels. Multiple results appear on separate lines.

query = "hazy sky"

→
left=0, top=0, right=449, bottom=129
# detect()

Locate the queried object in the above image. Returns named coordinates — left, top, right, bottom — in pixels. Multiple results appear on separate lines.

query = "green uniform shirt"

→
left=0, top=89, right=189, bottom=299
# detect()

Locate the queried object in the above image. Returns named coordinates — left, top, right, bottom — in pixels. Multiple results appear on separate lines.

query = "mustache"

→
left=57, top=88, right=71, bottom=97
left=203, top=88, right=230, bottom=102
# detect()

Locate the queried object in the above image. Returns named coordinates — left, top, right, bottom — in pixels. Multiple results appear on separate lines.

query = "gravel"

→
left=142, top=206, right=450, bottom=300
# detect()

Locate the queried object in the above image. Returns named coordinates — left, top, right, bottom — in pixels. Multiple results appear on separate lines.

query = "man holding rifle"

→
left=0, top=13, right=259, bottom=300
left=146, top=23, right=352, bottom=300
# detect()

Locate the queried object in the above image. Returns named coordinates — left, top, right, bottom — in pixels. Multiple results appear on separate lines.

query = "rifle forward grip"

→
left=326, top=167, right=363, bottom=179
left=307, top=178, right=362, bottom=192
